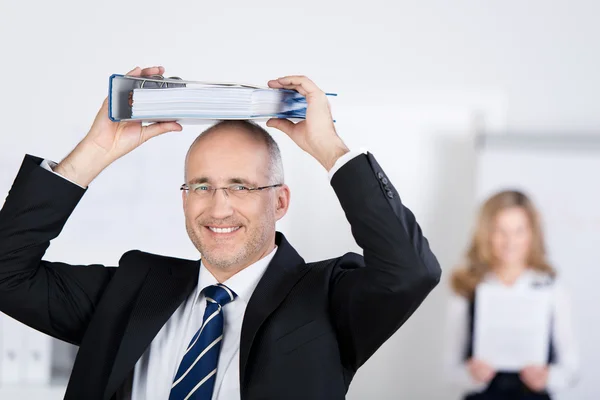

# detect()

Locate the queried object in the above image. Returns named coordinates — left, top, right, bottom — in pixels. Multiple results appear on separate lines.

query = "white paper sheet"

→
left=473, top=283, right=553, bottom=371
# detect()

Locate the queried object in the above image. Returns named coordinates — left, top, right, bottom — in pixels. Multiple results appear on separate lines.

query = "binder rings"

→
left=108, top=74, right=337, bottom=123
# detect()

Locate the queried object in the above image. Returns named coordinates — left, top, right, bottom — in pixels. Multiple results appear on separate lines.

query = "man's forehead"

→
left=192, top=126, right=263, bottom=148
left=185, top=152, right=269, bottom=183
left=185, top=128, right=270, bottom=180
left=187, top=148, right=266, bottom=168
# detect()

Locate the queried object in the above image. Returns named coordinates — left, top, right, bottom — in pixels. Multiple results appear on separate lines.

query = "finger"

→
left=267, top=80, right=308, bottom=97
left=282, top=85, right=329, bottom=104
left=142, top=121, right=183, bottom=141
left=268, top=76, right=308, bottom=97
left=277, top=75, right=319, bottom=91
left=270, top=76, right=322, bottom=98
left=140, top=66, right=164, bottom=77
left=276, top=82, right=309, bottom=97
left=268, top=80, right=285, bottom=89
left=126, top=67, right=142, bottom=76
left=125, top=66, right=165, bottom=78
left=266, top=118, right=296, bottom=135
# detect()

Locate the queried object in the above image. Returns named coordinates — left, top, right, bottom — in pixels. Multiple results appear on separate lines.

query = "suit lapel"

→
left=239, top=232, right=309, bottom=386
left=104, top=256, right=200, bottom=400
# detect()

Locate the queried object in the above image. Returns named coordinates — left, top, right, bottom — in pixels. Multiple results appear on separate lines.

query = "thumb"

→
left=267, top=118, right=295, bottom=135
left=142, top=121, right=183, bottom=141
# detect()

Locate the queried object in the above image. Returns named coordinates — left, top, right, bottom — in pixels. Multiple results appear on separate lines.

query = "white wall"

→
left=1, top=1, right=599, bottom=399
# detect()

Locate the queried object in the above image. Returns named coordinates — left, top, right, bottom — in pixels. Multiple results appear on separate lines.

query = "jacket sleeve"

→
left=328, top=152, right=441, bottom=371
left=0, top=155, right=116, bottom=345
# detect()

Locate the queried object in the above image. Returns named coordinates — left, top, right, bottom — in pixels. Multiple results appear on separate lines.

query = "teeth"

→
left=209, top=227, right=240, bottom=233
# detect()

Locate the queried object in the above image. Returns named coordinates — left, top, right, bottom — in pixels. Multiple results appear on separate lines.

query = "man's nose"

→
left=207, top=189, right=235, bottom=219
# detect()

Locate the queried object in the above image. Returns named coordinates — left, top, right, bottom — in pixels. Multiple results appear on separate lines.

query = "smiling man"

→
left=181, top=121, right=287, bottom=282
left=0, top=66, right=441, bottom=400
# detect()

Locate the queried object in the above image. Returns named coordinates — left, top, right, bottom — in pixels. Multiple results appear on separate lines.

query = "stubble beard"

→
left=186, top=214, right=274, bottom=272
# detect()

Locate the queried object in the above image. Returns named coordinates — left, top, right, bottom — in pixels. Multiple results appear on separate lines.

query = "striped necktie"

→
left=169, top=283, right=237, bottom=400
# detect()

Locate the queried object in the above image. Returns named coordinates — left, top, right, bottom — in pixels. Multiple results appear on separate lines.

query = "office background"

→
left=1, top=0, right=599, bottom=399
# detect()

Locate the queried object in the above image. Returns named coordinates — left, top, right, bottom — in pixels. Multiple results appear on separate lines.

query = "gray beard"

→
left=186, top=216, right=273, bottom=272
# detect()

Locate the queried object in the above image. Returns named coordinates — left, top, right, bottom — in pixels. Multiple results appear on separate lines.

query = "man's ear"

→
left=275, top=185, right=291, bottom=221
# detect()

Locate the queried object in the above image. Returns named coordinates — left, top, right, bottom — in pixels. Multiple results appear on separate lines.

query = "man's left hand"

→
left=520, top=365, right=549, bottom=392
left=266, top=76, right=349, bottom=171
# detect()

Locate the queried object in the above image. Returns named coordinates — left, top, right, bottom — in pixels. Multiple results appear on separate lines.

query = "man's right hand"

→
left=467, top=358, right=496, bottom=384
left=54, top=66, right=182, bottom=187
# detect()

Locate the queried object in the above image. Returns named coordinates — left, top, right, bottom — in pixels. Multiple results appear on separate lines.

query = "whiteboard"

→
left=475, top=133, right=600, bottom=400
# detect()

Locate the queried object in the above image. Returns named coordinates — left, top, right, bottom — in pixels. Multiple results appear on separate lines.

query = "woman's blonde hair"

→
left=451, top=190, right=555, bottom=299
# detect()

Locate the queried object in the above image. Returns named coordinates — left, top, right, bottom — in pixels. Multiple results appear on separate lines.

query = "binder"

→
left=108, top=74, right=337, bottom=123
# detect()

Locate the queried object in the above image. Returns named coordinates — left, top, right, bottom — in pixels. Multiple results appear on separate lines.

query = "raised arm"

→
left=0, top=155, right=114, bottom=344
left=327, top=151, right=441, bottom=369
left=266, top=75, right=441, bottom=370
left=0, top=66, right=183, bottom=344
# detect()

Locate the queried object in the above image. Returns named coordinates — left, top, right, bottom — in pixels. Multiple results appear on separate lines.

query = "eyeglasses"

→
left=180, top=183, right=283, bottom=200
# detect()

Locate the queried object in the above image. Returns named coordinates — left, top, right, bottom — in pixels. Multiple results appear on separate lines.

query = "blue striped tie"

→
left=169, top=283, right=237, bottom=400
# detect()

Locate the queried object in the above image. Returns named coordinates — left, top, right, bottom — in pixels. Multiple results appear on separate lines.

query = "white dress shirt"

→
left=130, top=248, right=276, bottom=400
left=40, top=147, right=367, bottom=399
left=443, top=269, right=580, bottom=395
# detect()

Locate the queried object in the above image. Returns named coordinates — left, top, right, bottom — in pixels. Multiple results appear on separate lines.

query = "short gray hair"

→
left=185, top=120, right=284, bottom=184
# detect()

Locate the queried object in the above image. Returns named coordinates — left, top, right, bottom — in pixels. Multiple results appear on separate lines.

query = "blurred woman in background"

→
left=444, top=190, right=579, bottom=400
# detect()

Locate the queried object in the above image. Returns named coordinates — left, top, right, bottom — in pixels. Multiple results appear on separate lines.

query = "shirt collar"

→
left=195, top=246, right=278, bottom=305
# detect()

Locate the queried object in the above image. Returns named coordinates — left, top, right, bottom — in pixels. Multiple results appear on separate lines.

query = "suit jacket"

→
left=0, top=152, right=441, bottom=400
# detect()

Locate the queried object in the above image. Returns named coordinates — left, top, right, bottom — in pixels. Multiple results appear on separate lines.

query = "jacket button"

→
left=381, top=177, right=388, bottom=185
left=387, top=190, right=394, bottom=198
left=377, top=172, right=384, bottom=179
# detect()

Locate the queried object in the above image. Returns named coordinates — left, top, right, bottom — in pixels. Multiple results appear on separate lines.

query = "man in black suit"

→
left=0, top=66, right=441, bottom=400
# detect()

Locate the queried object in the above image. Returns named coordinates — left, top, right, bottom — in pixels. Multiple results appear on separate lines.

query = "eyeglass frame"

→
left=180, top=182, right=283, bottom=199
